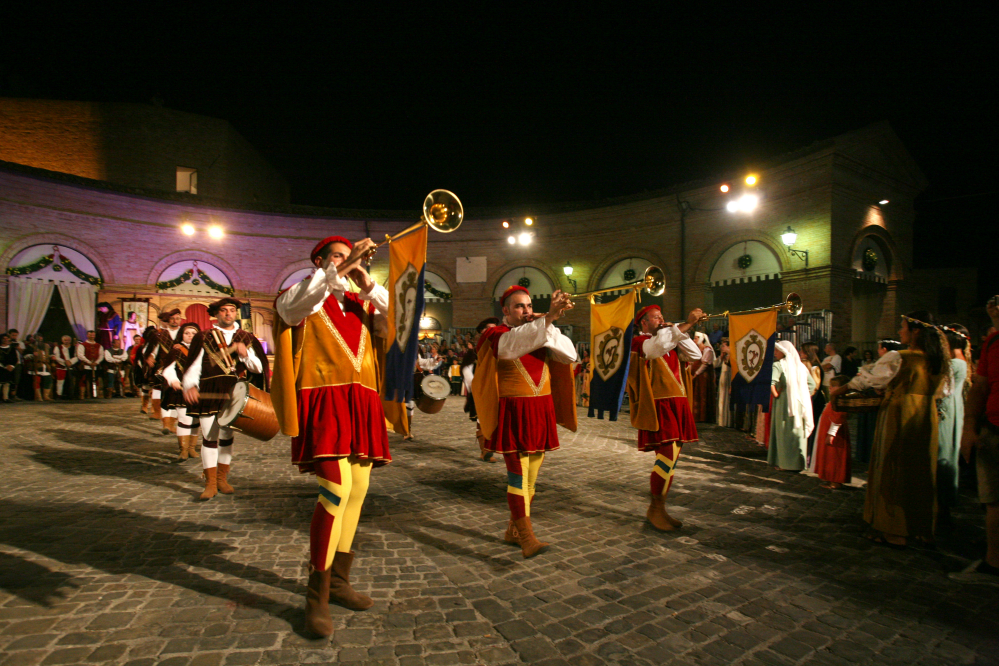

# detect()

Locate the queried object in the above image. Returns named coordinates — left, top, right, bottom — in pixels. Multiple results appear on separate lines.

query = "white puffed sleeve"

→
left=847, top=351, right=902, bottom=391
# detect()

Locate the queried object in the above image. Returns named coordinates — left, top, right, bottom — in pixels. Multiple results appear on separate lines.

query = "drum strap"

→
left=204, top=331, right=235, bottom=375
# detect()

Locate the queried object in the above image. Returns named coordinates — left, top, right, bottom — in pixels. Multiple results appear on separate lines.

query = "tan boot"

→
left=199, top=467, right=218, bottom=501
left=176, top=436, right=188, bottom=461
left=188, top=435, right=200, bottom=457
left=141, top=393, right=150, bottom=414
left=34, top=388, right=43, bottom=402
left=647, top=495, right=679, bottom=531
left=513, top=516, right=549, bottom=558
left=216, top=463, right=234, bottom=494
left=167, top=417, right=177, bottom=434
left=150, top=398, right=162, bottom=420
left=503, top=519, right=519, bottom=545
left=330, top=551, right=374, bottom=610
left=305, top=565, right=334, bottom=637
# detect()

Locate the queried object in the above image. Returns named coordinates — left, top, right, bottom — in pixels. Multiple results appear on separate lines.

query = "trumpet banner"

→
left=587, top=291, right=636, bottom=421
left=382, top=226, right=428, bottom=434
left=728, top=309, right=777, bottom=410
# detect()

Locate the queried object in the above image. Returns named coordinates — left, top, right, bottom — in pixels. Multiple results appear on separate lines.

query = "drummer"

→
left=472, top=286, right=576, bottom=559
left=181, top=298, right=264, bottom=501
left=407, top=351, right=443, bottom=440
left=271, top=235, right=391, bottom=637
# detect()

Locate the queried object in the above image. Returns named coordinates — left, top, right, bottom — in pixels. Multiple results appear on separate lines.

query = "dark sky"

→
left=3, top=5, right=993, bottom=290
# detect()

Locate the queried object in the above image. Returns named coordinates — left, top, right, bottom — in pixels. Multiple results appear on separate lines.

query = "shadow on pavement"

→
left=0, top=551, right=80, bottom=607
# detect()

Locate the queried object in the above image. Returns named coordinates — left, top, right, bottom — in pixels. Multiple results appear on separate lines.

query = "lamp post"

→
left=562, top=261, right=578, bottom=292
left=781, top=225, right=809, bottom=268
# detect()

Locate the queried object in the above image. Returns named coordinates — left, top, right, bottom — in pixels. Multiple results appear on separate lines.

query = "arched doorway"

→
left=492, top=267, right=555, bottom=318
left=708, top=241, right=783, bottom=314
left=594, top=256, right=663, bottom=315
left=423, top=270, right=453, bottom=331
left=851, top=235, right=891, bottom=344
left=5, top=244, right=102, bottom=341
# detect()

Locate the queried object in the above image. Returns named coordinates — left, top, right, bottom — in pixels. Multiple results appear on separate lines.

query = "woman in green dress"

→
left=768, top=340, right=816, bottom=470
left=834, top=310, right=950, bottom=548
left=937, top=324, right=971, bottom=527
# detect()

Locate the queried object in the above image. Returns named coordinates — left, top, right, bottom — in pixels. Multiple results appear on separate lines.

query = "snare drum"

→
left=417, top=374, right=451, bottom=414
left=217, top=380, right=281, bottom=441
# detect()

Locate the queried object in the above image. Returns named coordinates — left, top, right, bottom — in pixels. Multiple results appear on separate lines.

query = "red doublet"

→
left=81, top=341, right=102, bottom=363
left=479, top=324, right=559, bottom=454
left=289, top=292, right=390, bottom=471
left=632, top=334, right=698, bottom=451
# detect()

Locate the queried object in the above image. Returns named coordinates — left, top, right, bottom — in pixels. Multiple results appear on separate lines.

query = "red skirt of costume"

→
left=485, top=395, right=559, bottom=454
left=637, top=396, right=698, bottom=451
left=292, top=384, right=391, bottom=472
left=813, top=404, right=852, bottom=484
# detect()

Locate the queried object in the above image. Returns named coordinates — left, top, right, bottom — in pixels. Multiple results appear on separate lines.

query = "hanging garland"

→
left=5, top=246, right=102, bottom=287
left=60, top=255, right=103, bottom=287
left=738, top=254, right=753, bottom=270
left=5, top=254, right=54, bottom=277
left=154, top=263, right=234, bottom=295
left=424, top=280, right=452, bottom=300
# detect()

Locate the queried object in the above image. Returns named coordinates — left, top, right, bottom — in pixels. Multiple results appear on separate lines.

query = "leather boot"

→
left=330, top=551, right=374, bottom=610
left=167, top=417, right=177, bottom=434
left=141, top=394, right=150, bottom=414
left=176, top=436, right=188, bottom=461
left=199, top=467, right=218, bottom=501
left=151, top=398, right=162, bottom=420
left=305, top=565, right=334, bottom=637
left=647, top=495, right=679, bottom=531
left=34, top=388, right=43, bottom=402
left=79, top=384, right=86, bottom=400
left=216, top=463, right=234, bottom=494
left=503, top=519, right=519, bottom=545
left=45, top=388, right=54, bottom=401
left=513, top=516, right=549, bottom=558
left=187, top=435, right=200, bottom=457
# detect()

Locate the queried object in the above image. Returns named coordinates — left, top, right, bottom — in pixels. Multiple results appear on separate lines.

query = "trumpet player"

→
left=472, top=286, right=577, bottom=558
left=627, top=306, right=705, bottom=531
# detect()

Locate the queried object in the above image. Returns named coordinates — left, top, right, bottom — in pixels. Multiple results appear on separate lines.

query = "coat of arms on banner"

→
left=735, top=329, right=766, bottom=383
left=593, top=326, right=626, bottom=381
left=393, top=263, right=419, bottom=351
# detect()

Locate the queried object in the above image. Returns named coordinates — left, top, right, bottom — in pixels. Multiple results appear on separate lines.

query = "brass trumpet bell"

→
left=570, top=265, right=666, bottom=301
left=423, top=189, right=463, bottom=232
left=702, top=292, right=803, bottom=319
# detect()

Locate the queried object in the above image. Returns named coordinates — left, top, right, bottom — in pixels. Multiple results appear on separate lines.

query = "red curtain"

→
left=184, top=303, right=213, bottom=331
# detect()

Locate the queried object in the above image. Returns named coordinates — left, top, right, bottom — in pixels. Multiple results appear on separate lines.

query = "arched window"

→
left=492, top=267, right=555, bottom=317
left=6, top=244, right=102, bottom=340
left=708, top=241, right=783, bottom=314
left=279, top=268, right=316, bottom=292
left=424, top=271, right=452, bottom=301
left=156, top=260, right=234, bottom=296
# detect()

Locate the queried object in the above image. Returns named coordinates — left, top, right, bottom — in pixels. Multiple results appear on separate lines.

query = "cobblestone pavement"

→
left=1, top=397, right=997, bottom=666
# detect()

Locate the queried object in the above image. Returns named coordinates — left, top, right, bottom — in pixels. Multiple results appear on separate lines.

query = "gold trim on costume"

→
left=513, top=358, right=549, bottom=397
left=318, top=307, right=365, bottom=374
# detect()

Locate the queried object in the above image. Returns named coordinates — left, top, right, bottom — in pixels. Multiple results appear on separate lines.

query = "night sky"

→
left=3, top=6, right=993, bottom=294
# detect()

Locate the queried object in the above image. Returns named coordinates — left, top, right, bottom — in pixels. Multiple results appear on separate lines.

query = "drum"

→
left=417, top=374, right=451, bottom=414
left=217, top=380, right=281, bottom=441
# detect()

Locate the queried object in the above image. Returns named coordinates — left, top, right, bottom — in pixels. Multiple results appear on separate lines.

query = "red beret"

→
left=634, top=305, right=661, bottom=328
left=500, top=285, right=530, bottom=306
left=310, top=236, right=353, bottom=262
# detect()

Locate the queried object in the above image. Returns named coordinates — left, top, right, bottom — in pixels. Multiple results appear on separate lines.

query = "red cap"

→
left=500, top=285, right=530, bottom=306
left=634, top=304, right=661, bottom=328
left=310, top=236, right=353, bottom=262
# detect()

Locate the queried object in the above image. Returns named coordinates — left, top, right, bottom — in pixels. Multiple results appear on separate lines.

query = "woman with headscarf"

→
left=832, top=310, right=950, bottom=548
left=768, top=340, right=816, bottom=471
left=715, top=338, right=731, bottom=427
left=937, top=324, right=971, bottom=528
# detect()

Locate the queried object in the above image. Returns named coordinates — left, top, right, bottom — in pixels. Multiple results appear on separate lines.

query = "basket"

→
left=834, top=390, right=882, bottom=414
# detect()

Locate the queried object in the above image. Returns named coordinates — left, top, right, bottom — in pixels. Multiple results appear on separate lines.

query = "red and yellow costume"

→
left=272, top=235, right=389, bottom=634
left=627, top=305, right=701, bottom=529
left=473, top=286, right=577, bottom=557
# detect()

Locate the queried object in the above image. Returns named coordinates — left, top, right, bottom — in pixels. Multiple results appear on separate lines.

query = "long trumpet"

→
left=702, top=293, right=803, bottom=319
left=363, top=190, right=463, bottom=263
left=570, top=265, right=666, bottom=302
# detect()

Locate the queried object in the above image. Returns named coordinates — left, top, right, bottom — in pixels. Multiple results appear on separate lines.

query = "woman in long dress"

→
left=690, top=333, right=715, bottom=422
left=833, top=310, right=949, bottom=547
left=937, top=324, right=971, bottom=527
left=801, top=343, right=825, bottom=469
left=768, top=340, right=816, bottom=470
left=715, top=339, right=731, bottom=427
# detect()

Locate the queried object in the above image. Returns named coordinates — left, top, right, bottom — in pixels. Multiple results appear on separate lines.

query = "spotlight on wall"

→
left=518, top=232, right=532, bottom=246
left=745, top=174, right=758, bottom=186
left=181, top=223, right=196, bottom=236
left=502, top=220, right=510, bottom=228
left=720, top=184, right=730, bottom=193
left=562, top=261, right=577, bottom=292
left=879, top=199, right=889, bottom=205
left=208, top=225, right=224, bottom=239
left=727, top=194, right=759, bottom=214
left=507, top=236, right=516, bottom=245
left=524, top=217, right=534, bottom=226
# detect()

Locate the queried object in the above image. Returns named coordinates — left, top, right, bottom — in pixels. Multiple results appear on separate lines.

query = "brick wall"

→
left=0, top=99, right=289, bottom=205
